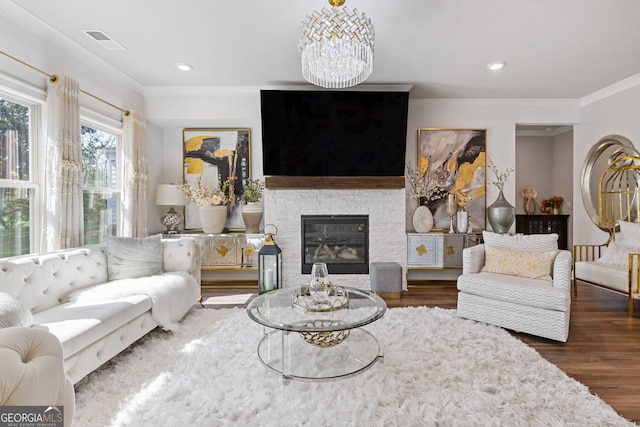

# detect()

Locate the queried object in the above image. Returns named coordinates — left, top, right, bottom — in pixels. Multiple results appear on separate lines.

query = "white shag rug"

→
left=73, top=306, right=635, bottom=427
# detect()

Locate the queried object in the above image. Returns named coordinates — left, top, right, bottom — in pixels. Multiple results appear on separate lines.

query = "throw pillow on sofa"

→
left=0, top=292, right=34, bottom=328
left=481, top=246, right=556, bottom=280
left=595, top=241, right=640, bottom=268
left=106, top=234, right=163, bottom=281
left=482, top=230, right=559, bottom=252
left=617, top=221, right=640, bottom=245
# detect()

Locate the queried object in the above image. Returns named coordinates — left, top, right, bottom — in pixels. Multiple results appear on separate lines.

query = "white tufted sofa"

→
left=457, top=231, right=573, bottom=342
left=0, top=238, right=201, bottom=385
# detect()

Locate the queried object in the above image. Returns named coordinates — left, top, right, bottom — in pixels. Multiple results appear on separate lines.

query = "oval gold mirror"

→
left=580, top=134, right=639, bottom=231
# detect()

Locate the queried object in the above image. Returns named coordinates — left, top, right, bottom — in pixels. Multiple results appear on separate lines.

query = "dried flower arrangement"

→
left=487, top=158, right=514, bottom=191
left=540, top=195, right=564, bottom=214
left=521, top=185, right=538, bottom=199
left=178, top=176, right=229, bottom=207
left=455, top=191, right=472, bottom=211
left=405, top=162, right=447, bottom=203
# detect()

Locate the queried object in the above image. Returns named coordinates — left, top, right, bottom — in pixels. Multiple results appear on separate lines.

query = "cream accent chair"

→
left=456, top=231, right=573, bottom=342
left=0, top=327, right=75, bottom=427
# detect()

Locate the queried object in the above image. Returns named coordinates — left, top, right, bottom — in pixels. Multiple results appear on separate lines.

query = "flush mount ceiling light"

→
left=487, top=61, right=507, bottom=71
left=298, top=0, right=375, bottom=88
left=175, top=63, right=193, bottom=72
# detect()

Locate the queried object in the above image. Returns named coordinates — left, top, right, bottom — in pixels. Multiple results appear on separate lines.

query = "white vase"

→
left=412, top=205, right=434, bottom=233
left=241, top=202, right=264, bottom=233
left=457, top=211, right=469, bottom=233
left=199, top=205, right=227, bottom=234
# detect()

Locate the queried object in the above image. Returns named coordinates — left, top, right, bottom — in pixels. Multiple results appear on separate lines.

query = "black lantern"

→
left=258, top=224, right=282, bottom=294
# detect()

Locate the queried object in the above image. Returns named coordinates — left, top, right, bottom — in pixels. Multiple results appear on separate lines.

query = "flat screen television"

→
left=260, top=90, right=409, bottom=177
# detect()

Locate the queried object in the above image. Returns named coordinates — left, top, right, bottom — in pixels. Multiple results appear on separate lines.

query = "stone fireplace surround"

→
left=264, top=187, right=406, bottom=291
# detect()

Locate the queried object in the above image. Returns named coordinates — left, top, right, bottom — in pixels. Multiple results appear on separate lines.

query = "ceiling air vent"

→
left=81, top=29, right=126, bottom=51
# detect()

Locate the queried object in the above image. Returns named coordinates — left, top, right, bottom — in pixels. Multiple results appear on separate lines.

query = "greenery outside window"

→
left=81, top=123, right=120, bottom=244
left=0, top=94, right=38, bottom=257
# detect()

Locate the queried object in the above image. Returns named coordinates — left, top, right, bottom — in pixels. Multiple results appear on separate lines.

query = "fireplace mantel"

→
left=265, top=176, right=405, bottom=189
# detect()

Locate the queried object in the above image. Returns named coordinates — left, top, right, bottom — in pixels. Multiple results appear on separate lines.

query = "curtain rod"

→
left=0, top=50, right=130, bottom=117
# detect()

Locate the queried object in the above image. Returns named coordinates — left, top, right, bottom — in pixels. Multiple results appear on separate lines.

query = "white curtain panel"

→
left=42, top=75, right=83, bottom=250
left=120, top=110, right=149, bottom=237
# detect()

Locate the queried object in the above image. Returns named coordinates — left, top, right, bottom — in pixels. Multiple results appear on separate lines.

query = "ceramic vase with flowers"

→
left=241, top=178, right=265, bottom=233
left=178, top=176, right=229, bottom=233
left=487, top=158, right=515, bottom=234
left=406, top=162, right=447, bottom=233
left=455, top=191, right=472, bottom=233
left=541, top=196, right=564, bottom=215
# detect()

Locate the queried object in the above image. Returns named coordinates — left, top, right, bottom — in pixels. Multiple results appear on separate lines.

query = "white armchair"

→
left=0, top=327, right=75, bottom=427
left=456, top=231, right=572, bottom=342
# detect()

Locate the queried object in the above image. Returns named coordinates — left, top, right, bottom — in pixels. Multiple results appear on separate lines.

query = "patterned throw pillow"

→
left=481, top=245, right=557, bottom=280
left=0, top=292, right=34, bottom=328
left=106, top=234, right=163, bottom=281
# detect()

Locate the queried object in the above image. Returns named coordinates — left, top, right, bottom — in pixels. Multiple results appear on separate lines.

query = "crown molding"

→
left=580, top=72, right=640, bottom=107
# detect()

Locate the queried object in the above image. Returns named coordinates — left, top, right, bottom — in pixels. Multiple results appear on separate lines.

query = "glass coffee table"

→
left=247, top=286, right=387, bottom=383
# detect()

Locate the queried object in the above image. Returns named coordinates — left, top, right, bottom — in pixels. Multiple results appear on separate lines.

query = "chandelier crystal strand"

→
left=299, top=5, right=375, bottom=88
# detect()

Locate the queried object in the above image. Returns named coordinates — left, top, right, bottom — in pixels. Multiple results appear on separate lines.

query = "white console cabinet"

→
left=406, top=232, right=482, bottom=284
left=163, top=233, right=265, bottom=287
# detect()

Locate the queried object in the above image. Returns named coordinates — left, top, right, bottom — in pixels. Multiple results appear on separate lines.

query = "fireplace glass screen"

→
left=301, top=215, right=369, bottom=274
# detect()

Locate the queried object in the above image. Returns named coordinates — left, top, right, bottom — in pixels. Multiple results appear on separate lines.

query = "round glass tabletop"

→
left=247, top=286, right=387, bottom=333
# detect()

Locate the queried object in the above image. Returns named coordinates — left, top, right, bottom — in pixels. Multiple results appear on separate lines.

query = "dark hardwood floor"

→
left=202, top=281, right=640, bottom=424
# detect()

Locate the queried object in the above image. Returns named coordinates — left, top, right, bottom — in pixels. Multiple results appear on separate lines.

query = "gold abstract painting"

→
left=417, top=128, right=486, bottom=230
left=182, top=128, right=251, bottom=231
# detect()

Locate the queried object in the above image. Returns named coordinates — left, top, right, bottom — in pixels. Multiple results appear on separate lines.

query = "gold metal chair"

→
left=574, top=155, right=640, bottom=314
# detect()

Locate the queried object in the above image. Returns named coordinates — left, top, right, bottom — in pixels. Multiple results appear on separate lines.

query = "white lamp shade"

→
left=155, top=184, right=188, bottom=206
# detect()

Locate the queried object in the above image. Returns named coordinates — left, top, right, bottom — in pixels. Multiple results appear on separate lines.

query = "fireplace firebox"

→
left=301, top=215, right=369, bottom=274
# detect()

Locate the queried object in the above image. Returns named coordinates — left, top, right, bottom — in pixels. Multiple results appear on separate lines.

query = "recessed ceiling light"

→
left=487, top=61, right=507, bottom=71
left=175, top=63, right=193, bottom=72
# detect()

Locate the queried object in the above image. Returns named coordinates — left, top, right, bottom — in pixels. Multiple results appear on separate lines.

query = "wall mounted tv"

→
left=260, top=90, right=409, bottom=177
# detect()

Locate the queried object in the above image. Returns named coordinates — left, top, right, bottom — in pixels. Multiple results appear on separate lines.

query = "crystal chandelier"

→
left=298, top=0, right=375, bottom=88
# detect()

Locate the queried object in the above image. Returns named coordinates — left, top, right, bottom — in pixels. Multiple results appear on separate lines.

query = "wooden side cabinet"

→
left=515, top=214, right=569, bottom=250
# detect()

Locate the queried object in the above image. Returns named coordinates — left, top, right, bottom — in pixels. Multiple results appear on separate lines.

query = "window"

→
left=81, top=123, right=120, bottom=244
left=0, top=94, right=39, bottom=257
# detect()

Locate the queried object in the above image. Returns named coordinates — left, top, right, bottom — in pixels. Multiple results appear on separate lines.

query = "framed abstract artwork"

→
left=182, top=128, right=251, bottom=231
left=417, top=128, right=486, bottom=230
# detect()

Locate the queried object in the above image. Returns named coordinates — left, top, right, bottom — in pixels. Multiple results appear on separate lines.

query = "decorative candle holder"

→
left=446, top=193, right=457, bottom=233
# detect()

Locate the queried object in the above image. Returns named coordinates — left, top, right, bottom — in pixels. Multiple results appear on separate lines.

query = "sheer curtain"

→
left=120, top=110, right=148, bottom=237
left=42, top=75, right=83, bottom=250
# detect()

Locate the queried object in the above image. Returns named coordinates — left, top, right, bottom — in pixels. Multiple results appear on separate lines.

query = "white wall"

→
left=515, top=130, right=573, bottom=247
left=574, top=85, right=640, bottom=245
left=553, top=130, right=574, bottom=247
left=144, top=93, right=582, bottom=235
left=6, top=6, right=640, bottom=251
left=0, top=14, right=143, bottom=121
left=406, top=99, right=580, bottom=233
left=515, top=136, right=554, bottom=214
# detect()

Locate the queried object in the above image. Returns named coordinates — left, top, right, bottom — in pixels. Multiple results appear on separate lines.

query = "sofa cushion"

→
left=32, top=294, right=152, bottom=358
left=457, top=272, right=570, bottom=311
left=0, top=292, right=34, bottom=328
left=574, top=260, right=631, bottom=293
left=482, top=231, right=558, bottom=252
left=481, top=246, right=556, bottom=280
left=106, top=235, right=163, bottom=280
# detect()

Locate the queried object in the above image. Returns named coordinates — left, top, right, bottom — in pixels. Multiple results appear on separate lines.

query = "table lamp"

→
left=155, top=184, right=188, bottom=234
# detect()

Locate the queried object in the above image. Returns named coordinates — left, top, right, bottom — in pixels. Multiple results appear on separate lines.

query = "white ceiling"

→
left=5, top=0, right=640, bottom=99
